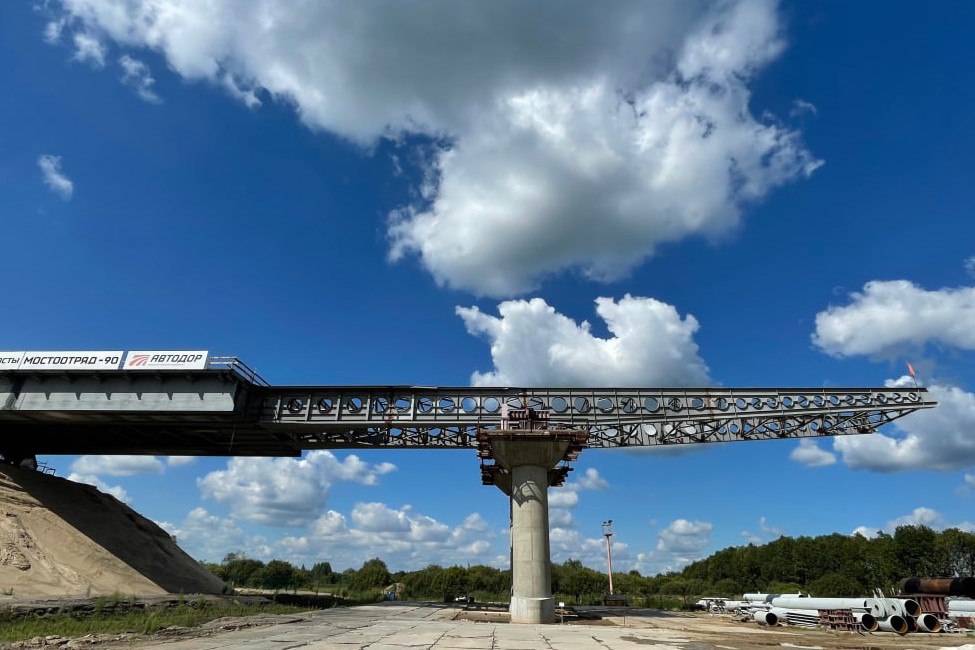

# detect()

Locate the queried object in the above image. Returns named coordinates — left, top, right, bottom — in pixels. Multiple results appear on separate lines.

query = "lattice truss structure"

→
left=262, top=386, right=936, bottom=449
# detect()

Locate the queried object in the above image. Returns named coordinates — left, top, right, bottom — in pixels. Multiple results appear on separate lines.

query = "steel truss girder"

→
left=260, top=386, right=935, bottom=449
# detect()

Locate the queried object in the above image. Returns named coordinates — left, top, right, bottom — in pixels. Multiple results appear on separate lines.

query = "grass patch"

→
left=0, top=602, right=312, bottom=643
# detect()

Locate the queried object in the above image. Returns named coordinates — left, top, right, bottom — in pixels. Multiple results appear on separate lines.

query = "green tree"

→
left=808, top=572, right=864, bottom=597
left=251, top=560, right=299, bottom=590
left=351, top=558, right=392, bottom=592
left=309, top=561, right=334, bottom=585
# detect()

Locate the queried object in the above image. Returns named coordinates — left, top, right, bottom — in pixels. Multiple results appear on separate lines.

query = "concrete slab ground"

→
left=94, top=603, right=975, bottom=650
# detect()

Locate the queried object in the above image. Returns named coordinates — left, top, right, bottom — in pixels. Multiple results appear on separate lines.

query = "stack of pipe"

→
left=768, top=607, right=821, bottom=628
left=769, top=596, right=922, bottom=634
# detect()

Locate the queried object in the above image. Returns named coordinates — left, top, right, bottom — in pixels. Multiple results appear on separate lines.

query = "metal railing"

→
left=207, top=356, right=270, bottom=386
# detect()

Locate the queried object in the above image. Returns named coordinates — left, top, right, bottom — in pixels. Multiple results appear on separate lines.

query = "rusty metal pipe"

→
left=900, top=577, right=975, bottom=598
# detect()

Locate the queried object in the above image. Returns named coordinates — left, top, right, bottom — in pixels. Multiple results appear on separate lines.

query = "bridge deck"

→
left=0, top=370, right=936, bottom=457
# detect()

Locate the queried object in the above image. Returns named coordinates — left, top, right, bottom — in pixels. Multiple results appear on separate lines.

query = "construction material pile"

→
left=0, top=465, right=226, bottom=598
left=704, top=578, right=975, bottom=635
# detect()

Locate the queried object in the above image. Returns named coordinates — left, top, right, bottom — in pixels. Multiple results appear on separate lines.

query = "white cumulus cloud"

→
left=789, top=438, right=837, bottom=467
left=49, top=0, right=817, bottom=296
left=458, top=296, right=709, bottom=387
left=657, top=518, right=713, bottom=554
left=197, top=451, right=396, bottom=526
left=37, top=155, right=74, bottom=200
left=66, top=473, right=131, bottom=503
left=278, top=503, right=497, bottom=570
left=637, top=517, right=713, bottom=575
left=72, top=31, right=106, bottom=66
left=157, top=507, right=255, bottom=561
left=832, top=377, right=975, bottom=472
left=119, top=55, right=161, bottom=103
left=547, top=467, right=610, bottom=529
left=740, top=516, right=785, bottom=545
left=852, top=507, right=975, bottom=539
left=71, top=455, right=164, bottom=476
left=813, top=280, right=975, bottom=357
left=549, top=526, right=630, bottom=569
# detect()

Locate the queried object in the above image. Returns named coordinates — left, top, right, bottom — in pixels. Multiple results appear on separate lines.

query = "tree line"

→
left=202, top=525, right=975, bottom=606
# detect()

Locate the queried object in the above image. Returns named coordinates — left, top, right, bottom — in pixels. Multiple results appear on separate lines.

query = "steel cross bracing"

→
left=261, top=386, right=936, bottom=449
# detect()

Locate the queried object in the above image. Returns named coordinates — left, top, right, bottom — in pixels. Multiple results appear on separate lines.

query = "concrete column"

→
left=509, top=462, right=554, bottom=624
left=489, top=438, right=568, bottom=624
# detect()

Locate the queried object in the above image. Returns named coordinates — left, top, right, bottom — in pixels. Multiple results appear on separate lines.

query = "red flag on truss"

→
left=906, top=361, right=917, bottom=378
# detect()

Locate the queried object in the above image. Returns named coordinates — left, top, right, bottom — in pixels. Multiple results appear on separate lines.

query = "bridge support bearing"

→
left=489, top=437, right=571, bottom=624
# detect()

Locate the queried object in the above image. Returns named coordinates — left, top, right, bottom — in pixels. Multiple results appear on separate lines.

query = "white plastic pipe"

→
left=743, top=592, right=801, bottom=603
left=915, top=613, right=942, bottom=633
left=949, top=599, right=975, bottom=613
left=877, top=615, right=908, bottom=635
left=889, top=597, right=921, bottom=617
left=883, top=598, right=906, bottom=619
left=772, top=597, right=885, bottom=617
left=753, top=610, right=778, bottom=625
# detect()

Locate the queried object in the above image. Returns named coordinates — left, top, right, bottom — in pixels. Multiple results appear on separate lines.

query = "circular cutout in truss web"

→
left=287, top=398, right=303, bottom=414
left=551, top=396, right=568, bottom=413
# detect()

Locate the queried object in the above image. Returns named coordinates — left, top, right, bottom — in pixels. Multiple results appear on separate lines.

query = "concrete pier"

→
left=490, top=438, right=569, bottom=624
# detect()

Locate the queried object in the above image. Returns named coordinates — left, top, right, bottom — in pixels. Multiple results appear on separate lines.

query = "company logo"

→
left=127, top=354, right=150, bottom=367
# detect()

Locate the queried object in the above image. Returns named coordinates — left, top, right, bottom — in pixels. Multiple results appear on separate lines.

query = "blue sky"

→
left=3, top=0, right=975, bottom=574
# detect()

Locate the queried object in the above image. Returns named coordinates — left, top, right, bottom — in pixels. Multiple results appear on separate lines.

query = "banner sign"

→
left=19, top=351, right=124, bottom=370
left=0, top=352, right=25, bottom=370
left=123, top=350, right=209, bottom=371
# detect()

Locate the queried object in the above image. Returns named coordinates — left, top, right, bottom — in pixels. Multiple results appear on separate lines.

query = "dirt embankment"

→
left=0, top=465, right=225, bottom=598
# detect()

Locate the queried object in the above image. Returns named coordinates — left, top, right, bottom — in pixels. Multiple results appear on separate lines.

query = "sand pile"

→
left=0, top=465, right=225, bottom=598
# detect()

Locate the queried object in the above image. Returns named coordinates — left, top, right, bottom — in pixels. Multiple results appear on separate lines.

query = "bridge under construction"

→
left=0, top=352, right=937, bottom=623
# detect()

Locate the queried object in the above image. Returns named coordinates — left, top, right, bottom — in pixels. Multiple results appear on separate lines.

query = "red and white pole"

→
left=602, top=520, right=614, bottom=595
